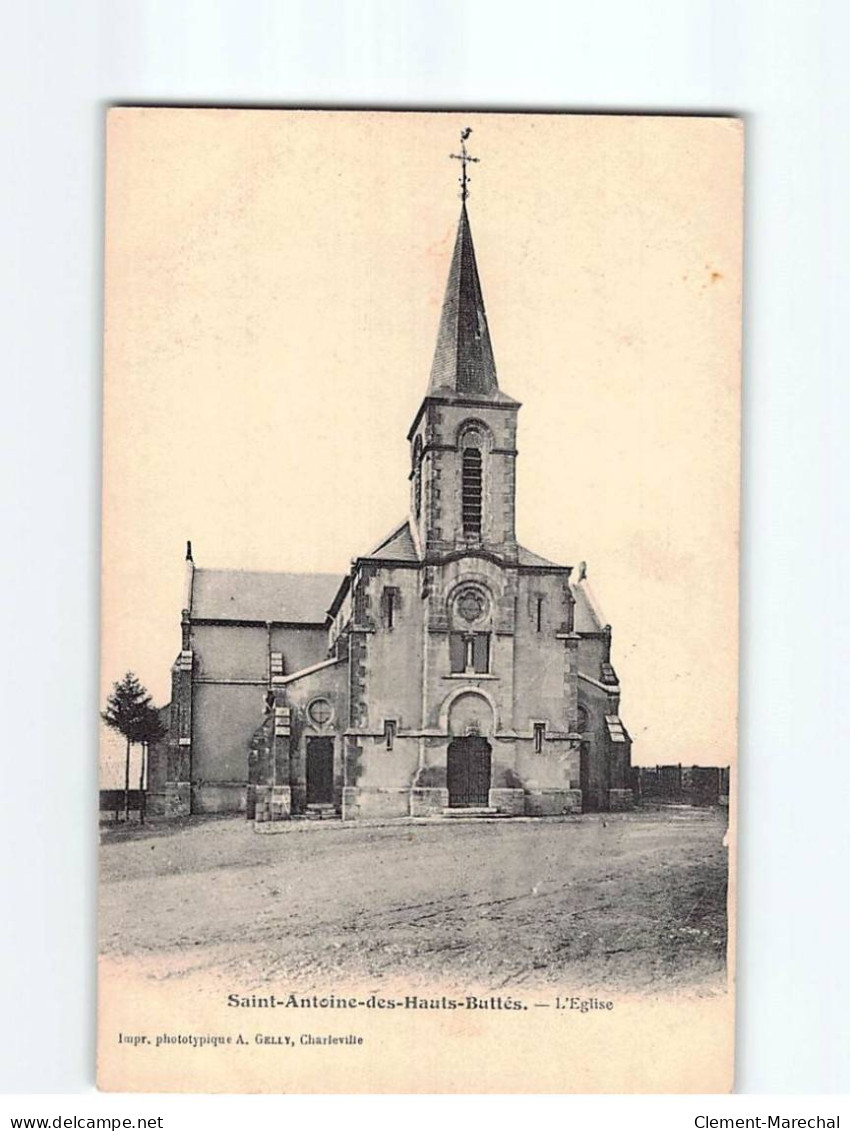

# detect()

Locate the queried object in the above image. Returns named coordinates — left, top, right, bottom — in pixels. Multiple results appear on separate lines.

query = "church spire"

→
left=427, top=132, right=499, bottom=398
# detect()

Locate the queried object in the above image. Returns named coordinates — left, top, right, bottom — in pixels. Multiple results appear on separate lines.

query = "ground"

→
left=100, top=807, right=729, bottom=993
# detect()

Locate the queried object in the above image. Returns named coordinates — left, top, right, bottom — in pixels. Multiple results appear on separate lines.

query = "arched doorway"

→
left=447, top=736, right=492, bottom=808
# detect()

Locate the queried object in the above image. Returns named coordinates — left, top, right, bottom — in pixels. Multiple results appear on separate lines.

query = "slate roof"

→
left=191, top=568, right=341, bottom=624
left=428, top=204, right=517, bottom=404
left=363, top=530, right=571, bottom=570
left=365, top=520, right=420, bottom=562
left=605, top=715, right=630, bottom=743
left=517, top=544, right=563, bottom=568
left=571, top=580, right=606, bottom=633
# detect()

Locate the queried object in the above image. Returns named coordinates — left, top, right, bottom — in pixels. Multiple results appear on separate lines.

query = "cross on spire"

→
left=451, top=127, right=479, bottom=202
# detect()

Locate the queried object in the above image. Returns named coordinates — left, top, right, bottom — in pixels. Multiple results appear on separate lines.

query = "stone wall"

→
left=352, top=564, right=424, bottom=734
left=524, top=788, right=582, bottom=816
left=277, top=659, right=348, bottom=813
left=341, top=786, right=410, bottom=820
left=192, top=683, right=267, bottom=792
left=412, top=400, right=520, bottom=554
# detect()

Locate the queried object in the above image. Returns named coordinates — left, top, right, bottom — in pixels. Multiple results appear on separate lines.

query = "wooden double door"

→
left=447, top=736, right=492, bottom=808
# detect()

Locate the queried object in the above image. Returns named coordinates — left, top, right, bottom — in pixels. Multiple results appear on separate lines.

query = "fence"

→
left=630, top=765, right=730, bottom=807
left=99, top=789, right=146, bottom=821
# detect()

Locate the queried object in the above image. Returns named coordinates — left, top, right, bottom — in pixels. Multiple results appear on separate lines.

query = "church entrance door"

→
left=447, top=736, right=492, bottom=808
left=306, top=737, right=334, bottom=805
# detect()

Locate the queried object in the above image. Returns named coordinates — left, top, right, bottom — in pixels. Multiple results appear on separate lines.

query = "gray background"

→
left=1, top=0, right=847, bottom=1094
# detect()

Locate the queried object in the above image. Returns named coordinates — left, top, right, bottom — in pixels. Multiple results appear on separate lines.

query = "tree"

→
left=133, top=704, right=168, bottom=825
left=102, top=672, right=150, bottom=821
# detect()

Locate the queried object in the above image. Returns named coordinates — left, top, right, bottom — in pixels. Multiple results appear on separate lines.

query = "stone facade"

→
left=147, top=202, right=633, bottom=821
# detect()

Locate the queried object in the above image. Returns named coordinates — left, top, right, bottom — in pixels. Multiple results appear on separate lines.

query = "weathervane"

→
left=451, top=127, right=479, bottom=202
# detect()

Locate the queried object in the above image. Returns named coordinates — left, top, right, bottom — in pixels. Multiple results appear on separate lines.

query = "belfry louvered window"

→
left=462, top=448, right=483, bottom=536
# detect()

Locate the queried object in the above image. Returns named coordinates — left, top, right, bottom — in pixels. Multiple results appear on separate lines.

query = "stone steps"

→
left=442, top=806, right=507, bottom=818
left=305, top=804, right=337, bottom=820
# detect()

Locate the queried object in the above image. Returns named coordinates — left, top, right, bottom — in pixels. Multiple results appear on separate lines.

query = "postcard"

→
left=98, top=108, right=742, bottom=1092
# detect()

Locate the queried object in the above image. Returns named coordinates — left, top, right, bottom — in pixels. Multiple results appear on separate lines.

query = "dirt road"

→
left=100, top=808, right=728, bottom=991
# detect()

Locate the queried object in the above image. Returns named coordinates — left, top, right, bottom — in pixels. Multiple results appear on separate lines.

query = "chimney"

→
left=182, top=539, right=195, bottom=614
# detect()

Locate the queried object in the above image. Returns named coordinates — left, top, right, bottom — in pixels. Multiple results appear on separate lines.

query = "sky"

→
left=100, top=110, right=742, bottom=782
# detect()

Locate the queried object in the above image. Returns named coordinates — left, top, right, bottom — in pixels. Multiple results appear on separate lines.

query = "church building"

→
left=148, top=152, right=633, bottom=822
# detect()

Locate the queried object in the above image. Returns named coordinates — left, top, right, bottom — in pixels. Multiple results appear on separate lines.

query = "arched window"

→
left=448, top=583, right=492, bottom=676
left=462, top=448, right=482, bottom=536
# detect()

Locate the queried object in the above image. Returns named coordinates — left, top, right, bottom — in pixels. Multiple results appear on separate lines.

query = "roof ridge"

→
left=190, top=569, right=342, bottom=624
left=194, top=566, right=341, bottom=578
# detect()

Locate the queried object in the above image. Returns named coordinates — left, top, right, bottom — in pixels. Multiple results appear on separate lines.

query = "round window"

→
left=456, top=589, right=487, bottom=624
left=307, top=698, right=333, bottom=727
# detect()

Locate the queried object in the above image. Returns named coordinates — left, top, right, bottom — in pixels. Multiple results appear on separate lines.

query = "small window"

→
left=535, top=596, right=544, bottom=633
left=385, top=719, right=397, bottom=750
left=449, top=632, right=490, bottom=674
left=382, top=586, right=400, bottom=630
left=533, top=722, right=545, bottom=753
left=413, top=435, right=423, bottom=519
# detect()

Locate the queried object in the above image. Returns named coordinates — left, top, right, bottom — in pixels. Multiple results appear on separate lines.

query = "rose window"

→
left=457, top=591, right=486, bottom=623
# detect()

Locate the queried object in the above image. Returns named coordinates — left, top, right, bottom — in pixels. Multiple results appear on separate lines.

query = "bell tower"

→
left=408, top=131, right=520, bottom=562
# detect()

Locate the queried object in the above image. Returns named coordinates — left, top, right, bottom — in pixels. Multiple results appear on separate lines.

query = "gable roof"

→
left=517, top=544, right=563, bottom=568
left=364, top=520, right=420, bottom=562
left=571, top=580, right=606, bottom=633
left=191, top=568, right=341, bottom=624
left=361, top=531, right=568, bottom=570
